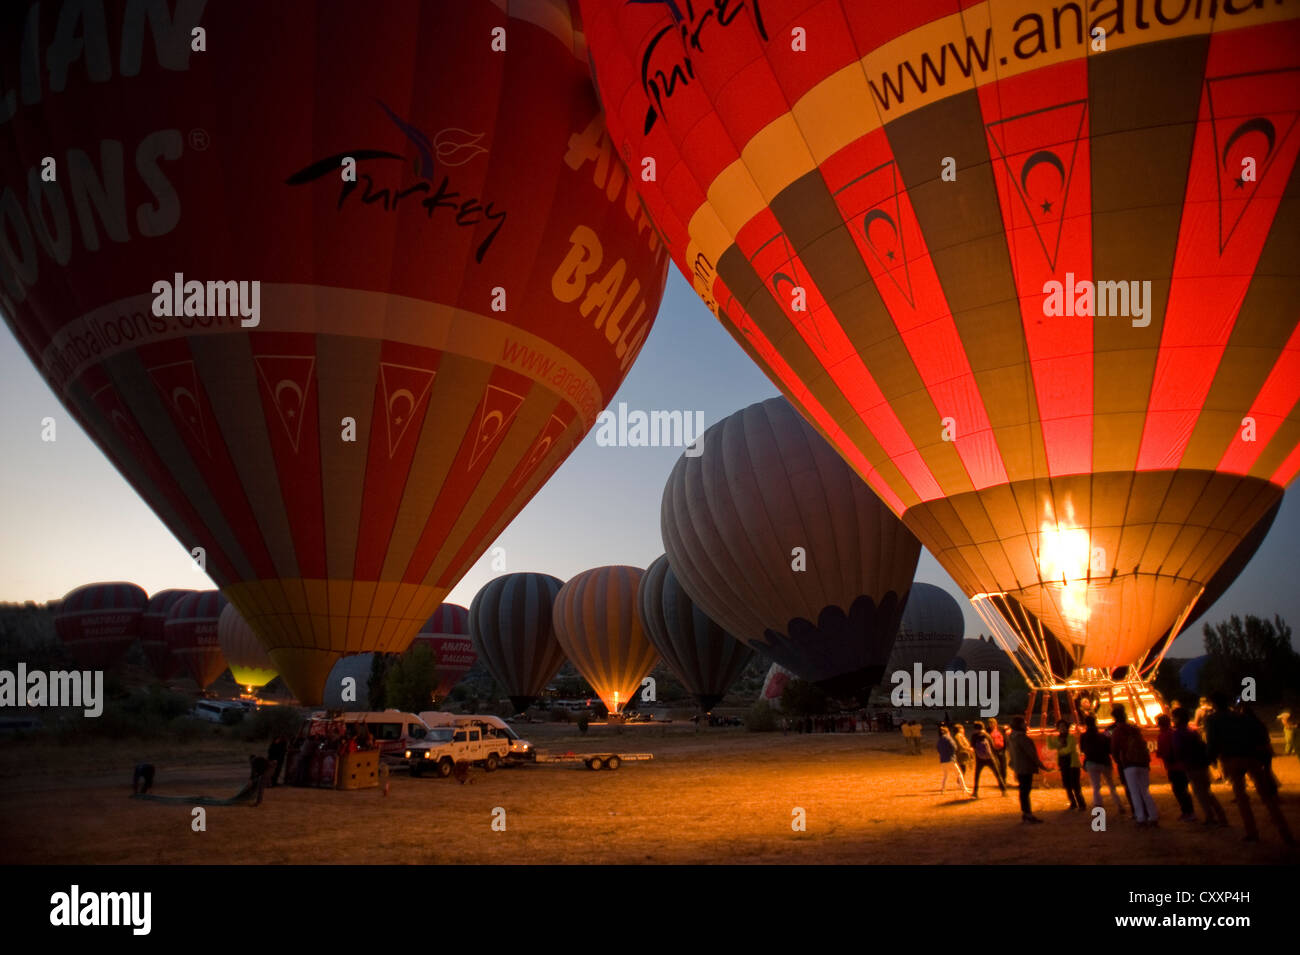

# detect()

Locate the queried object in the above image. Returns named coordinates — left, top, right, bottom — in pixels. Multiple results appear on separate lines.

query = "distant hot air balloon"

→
left=582, top=1, right=1300, bottom=700
left=0, top=0, right=668, bottom=704
left=140, top=589, right=195, bottom=676
left=947, top=638, right=1015, bottom=679
left=884, top=583, right=966, bottom=678
left=217, top=603, right=278, bottom=691
left=662, top=398, right=921, bottom=696
left=470, top=573, right=567, bottom=714
left=1179, top=655, right=1210, bottom=693
left=413, top=603, right=476, bottom=700
left=53, top=583, right=148, bottom=671
left=553, top=566, right=658, bottom=715
left=167, top=591, right=228, bottom=690
left=760, top=663, right=796, bottom=706
left=323, top=654, right=376, bottom=711
left=637, top=554, right=754, bottom=712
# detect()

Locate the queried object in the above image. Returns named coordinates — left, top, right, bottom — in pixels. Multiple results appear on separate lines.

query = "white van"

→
left=331, top=710, right=430, bottom=761
left=418, top=712, right=533, bottom=760
left=192, top=699, right=248, bottom=723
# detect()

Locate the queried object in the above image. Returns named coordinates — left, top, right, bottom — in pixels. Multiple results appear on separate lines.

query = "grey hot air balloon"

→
left=469, top=573, right=567, bottom=714
left=638, top=554, right=754, bottom=712
left=662, top=397, right=921, bottom=697
left=553, top=566, right=659, bottom=716
left=884, top=583, right=966, bottom=677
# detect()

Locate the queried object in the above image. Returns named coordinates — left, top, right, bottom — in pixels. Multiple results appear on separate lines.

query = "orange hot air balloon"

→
left=141, top=589, right=195, bottom=676
left=553, top=566, right=658, bottom=715
left=167, top=591, right=228, bottom=690
left=581, top=1, right=1300, bottom=695
left=0, top=1, right=668, bottom=703
left=412, top=603, right=476, bottom=700
left=54, top=583, right=148, bottom=670
left=217, top=603, right=278, bottom=691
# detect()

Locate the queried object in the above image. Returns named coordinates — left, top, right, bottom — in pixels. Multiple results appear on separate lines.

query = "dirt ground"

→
left=3, top=724, right=1298, bottom=865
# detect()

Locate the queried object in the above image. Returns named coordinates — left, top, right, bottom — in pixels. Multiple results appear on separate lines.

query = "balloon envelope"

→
left=582, top=1, right=1300, bottom=682
left=167, top=591, right=228, bottom=690
left=140, top=589, right=195, bottom=676
left=553, top=566, right=658, bottom=715
left=637, top=554, right=753, bottom=711
left=54, top=582, right=148, bottom=671
left=217, top=603, right=278, bottom=689
left=884, top=583, right=966, bottom=676
left=469, top=573, right=567, bottom=713
left=0, top=0, right=667, bottom=703
left=760, top=663, right=796, bottom=706
left=661, top=398, right=921, bottom=695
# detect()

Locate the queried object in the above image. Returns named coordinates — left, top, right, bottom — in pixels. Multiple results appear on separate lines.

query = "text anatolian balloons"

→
left=583, top=0, right=1300, bottom=685
left=0, top=0, right=668, bottom=703
left=217, top=603, right=278, bottom=690
left=469, top=573, right=567, bottom=714
left=140, top=589, right=195, bottom=676
left=638, top=554, right=753, bottom=712
left=553, top=566, right=658, bottom=715
left=662, top=398, right=921, bottom=696
left=884, top=583, right=966, bottom=677
left=413, top=603, right=476, bottom=700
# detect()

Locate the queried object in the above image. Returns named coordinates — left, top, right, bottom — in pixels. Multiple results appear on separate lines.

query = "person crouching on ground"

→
left=937, top=725, right=969, bottom=796
left=1008, top=716, right=1049, bottom=823
left=1110, top=704, right=1158, bottom=827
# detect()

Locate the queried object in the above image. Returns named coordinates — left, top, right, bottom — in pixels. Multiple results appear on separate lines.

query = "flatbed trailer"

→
left=532, top=751, right=653, bottom=771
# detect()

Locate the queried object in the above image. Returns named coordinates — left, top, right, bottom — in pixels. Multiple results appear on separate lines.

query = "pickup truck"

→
left=405, top=722, right=510, bottom=778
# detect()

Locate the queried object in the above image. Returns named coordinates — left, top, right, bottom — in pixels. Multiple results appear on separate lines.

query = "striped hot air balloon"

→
left=884, top=583, right=967, bottom=677
left=140, top=589, right=195, bottom=676
left=582, top=1, right=1300, bottom=693
left=760, top=663, right=796, bottom=705
left=167, top=591, right=228, bottom=690
left=638, top=554, right=753, bottom=712
left=553, top=566, right=658, bottom=715
left=0, top=0, right=667, bottom=704
left=469, top=573, right=567, bottom=714
left=662, top=398, right=921, bottom=696
left=217, top=603, right=278, bottom=690
left=53, top=582, right=148, bottom=671
left=412, top=603, right=475, bottom=700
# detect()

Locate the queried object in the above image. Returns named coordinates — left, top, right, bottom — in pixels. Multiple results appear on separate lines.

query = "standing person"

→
left=1278, top=711, right=1295, bottom=757
left=1155, top=713, right=1195, bottom=821
left=247, top=755, right=271, bottom=807
left=1172, top=706, right=1228, bottom=827
left=952, top=724, right=975, bottom=779
left=1046, top=719, right=1085, bottom=811
left=267, top=735, right=288, bottom=788
left=1080, top=716, right=1125, bottom=816
left=912, top=721, right=924, bottom=755
left=970, top=719, right=1007, bottom=797
left=1206, top=693, right=1296, bottom=845
left=1008, top=716, right=1049, bottom=823
left=937, top=726, right=970, bottom=796
left=132, top=762, right=155, bottom=795
left=1111, top=704, right=1158, bottom=827
left=987, top=717, right=1008, bottom=782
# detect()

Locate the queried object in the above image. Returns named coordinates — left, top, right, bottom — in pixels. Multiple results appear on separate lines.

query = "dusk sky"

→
left=2, top=271, right=1296, bottom=656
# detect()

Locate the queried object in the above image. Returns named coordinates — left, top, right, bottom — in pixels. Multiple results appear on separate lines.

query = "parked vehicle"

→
left=405, top=720, right=510, bottom=778
left=191, top=699, right=248, bottom=723
left=329, top=710, right=430, bottom=762
left=418, top=712, right=534, bottom=760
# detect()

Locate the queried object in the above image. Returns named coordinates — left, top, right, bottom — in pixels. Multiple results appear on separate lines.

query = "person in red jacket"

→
left=1111, top=705, right=1158, bottom=827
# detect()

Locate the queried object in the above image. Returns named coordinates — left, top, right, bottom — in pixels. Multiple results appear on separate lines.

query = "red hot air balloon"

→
left=413, top=603, right=476, bottom=700
left=140, top=589, right=195, bottom=676
left=553, top=566, right=658, bottom=715
left=0, top=0, right=668, bottom=704
left=582, top=1, right=1300, bottom=703
left=167, top=591, right=228, bottom=690
left=54, top=582, right=148, bottom=670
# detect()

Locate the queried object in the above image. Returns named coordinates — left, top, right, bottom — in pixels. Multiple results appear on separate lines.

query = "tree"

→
left=1201, top=614, right=1300, bottom=703
left=383, top=643, right=439, bottom=714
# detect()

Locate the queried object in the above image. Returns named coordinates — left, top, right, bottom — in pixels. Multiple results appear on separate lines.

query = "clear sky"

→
left=2, top=270, right=1296, bottom=656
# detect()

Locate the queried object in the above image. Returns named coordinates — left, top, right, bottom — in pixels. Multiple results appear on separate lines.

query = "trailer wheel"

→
left=606, top=756, right=621, bottom=771
left=436, top=758, right=454, bottom=778
left=588, top=756, right=604, bottom=771
left=485, top=754, right=499, bottom=772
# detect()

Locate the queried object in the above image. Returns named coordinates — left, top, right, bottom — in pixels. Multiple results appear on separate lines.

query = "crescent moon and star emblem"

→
left=1020, top=150, right=1066, bottom=216
left=388, top=388, right=415, bottom=427
left=862, top=208, right=899, bottom=261
left=1223, top=117, right=1275, bottom=189
left=274, top=379, right=303, bottom=420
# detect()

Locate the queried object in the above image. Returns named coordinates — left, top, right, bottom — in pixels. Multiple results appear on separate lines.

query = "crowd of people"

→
left=922, top=693, right=1295, bottom=844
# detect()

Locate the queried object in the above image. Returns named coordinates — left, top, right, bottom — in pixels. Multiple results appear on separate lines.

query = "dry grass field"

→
left=3, top=723, right=1298, bottom=865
